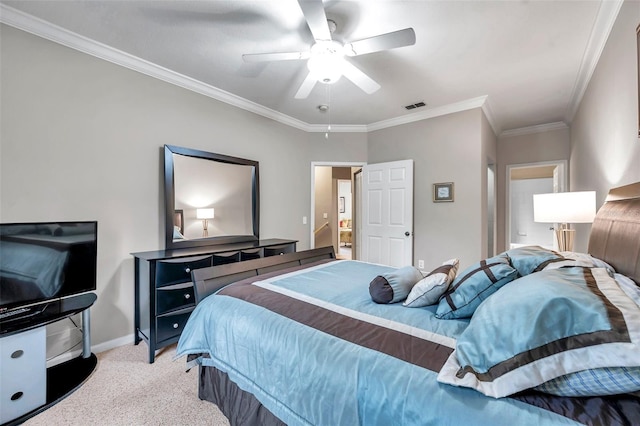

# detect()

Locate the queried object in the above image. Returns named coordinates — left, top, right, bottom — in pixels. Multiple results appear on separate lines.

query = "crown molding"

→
left=480, top=97, right=501, bottom=136
left=306, top=124, right=369, bottom=133
left=0, top=4, right=313, bottom=132
left=0, top=2, right=624, bottom=135
left=366, top=96, right=490, bottom=132
left=500, top=121, right=569, bottom=138
left=564, top=0, right=623, bottom=123
left=0, top=4, right=498, bottom=135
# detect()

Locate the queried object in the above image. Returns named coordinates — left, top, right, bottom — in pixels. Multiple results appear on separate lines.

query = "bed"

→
left=176, top=182, right=640, bottom=426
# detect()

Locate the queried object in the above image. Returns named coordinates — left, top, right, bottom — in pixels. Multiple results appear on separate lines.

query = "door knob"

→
left=405, top=231, right=410, bottom=236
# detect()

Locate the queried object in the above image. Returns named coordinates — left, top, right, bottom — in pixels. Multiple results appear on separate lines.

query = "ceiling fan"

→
left=242, top=0, right=416, bottom=99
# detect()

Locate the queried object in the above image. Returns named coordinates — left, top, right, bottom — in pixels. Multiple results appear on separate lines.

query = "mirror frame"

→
left=164, top=145, right=260, bottom=250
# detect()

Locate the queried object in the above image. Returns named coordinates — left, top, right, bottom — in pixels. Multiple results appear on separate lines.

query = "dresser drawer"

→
left=264, top=243, right=295, bottom=257
left=155, top=255, right=212, bottom=287
left=157, top=283, right=195, bottom=314
left=156, top=309, right=193, bottom=343
left=213, top=251, right=240, bottom=266
left=240, top=248, right=263, bottom=261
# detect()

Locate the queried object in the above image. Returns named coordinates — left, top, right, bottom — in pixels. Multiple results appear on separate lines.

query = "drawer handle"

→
left=279, top=252, right=284, bottom=255
left=11, top=350, right=24, bottom=359
left=173, top=323, right=179, bottom=329
left=185, top=267, right=191, bottom=274
left=184, top=293, right=191, bottom=300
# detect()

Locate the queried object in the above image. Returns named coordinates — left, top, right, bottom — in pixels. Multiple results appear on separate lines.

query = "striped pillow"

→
left=437, top=267, right=640, bottom=398
left=435, top=254, right=517, bottom=319
left=505, top=245, right=564, bottom=276
left=403, top=259, right=459, bottom=308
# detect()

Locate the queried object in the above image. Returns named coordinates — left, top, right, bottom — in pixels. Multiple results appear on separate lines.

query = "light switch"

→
left=323, top=213, right=328, bottom=219
left=303, top=216, right=307, bottom=225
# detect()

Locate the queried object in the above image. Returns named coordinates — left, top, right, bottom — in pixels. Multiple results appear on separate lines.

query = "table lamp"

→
left=533, top=191, right=596, bottom=252
left=196, top=208, right=214, bottom=237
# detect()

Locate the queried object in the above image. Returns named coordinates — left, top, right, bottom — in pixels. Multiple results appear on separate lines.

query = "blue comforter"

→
left=176, top=260, right=586, bottom=425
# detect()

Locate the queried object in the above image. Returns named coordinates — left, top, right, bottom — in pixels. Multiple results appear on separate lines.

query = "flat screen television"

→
left=0, top=221, right=97, bottom=318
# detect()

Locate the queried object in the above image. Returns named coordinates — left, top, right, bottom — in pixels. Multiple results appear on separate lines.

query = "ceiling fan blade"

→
left=344, top=28, right=416, bottom=57
left=295, top=72, right=318, bottom=99
left=297, top=0, right=331, bottom=41
left=242, top=51, right=310, bottom=63
left=341, top=60, right=380, bottom=94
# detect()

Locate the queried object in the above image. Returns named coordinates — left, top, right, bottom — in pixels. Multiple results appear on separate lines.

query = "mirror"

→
left=164, top=145, right=259, bottom=250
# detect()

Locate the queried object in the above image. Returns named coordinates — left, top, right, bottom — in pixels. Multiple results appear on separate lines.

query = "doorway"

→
left=337, top=179, right=353, bottom=259
left=506, top=160, right=567, bottom=250
left=311, top=162, right=365, bottom=259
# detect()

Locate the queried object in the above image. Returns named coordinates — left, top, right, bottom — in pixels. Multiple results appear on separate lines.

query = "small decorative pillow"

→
left=435, top=254, right=518, bottom=319
left=403, top=259, right=459, bottom=308
left=369, top=265, right=423, bottom=304
left=504, top=245, right=564, bottom=276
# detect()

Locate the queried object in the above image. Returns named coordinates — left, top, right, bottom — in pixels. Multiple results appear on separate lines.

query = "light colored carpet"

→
left=25, top=343, right=230, bottom=426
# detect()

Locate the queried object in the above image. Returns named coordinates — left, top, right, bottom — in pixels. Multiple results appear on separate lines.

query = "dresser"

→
left=132, top=239, right=296, bottom=363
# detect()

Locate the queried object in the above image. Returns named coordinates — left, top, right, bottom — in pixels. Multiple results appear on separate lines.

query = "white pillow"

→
left=403, top=259, right=459, bottom=308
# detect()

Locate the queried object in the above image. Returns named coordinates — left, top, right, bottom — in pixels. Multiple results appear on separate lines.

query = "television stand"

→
left=0, top=293, right=97, bottom=426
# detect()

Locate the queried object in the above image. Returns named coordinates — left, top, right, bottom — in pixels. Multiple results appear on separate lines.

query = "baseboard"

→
left=47, top=333, right=135, bottom=367
left=92, top=333, right=136, bottom=354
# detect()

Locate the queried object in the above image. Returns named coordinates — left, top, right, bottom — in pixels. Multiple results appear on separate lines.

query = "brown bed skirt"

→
left=198, top=363, right=640, bottom=426
left=199, top=365, right=286, bottom=426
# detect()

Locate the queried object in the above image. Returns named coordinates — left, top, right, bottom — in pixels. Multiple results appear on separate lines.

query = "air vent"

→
left=404, top=101, right=426, bottom=110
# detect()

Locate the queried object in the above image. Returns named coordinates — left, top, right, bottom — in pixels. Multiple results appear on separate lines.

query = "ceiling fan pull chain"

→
left=325, top=85, right=331, bottom=140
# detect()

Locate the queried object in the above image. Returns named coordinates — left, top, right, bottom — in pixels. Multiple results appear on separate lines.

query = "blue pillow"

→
left=435, top=254, right=517, bottom=319
left=437, top=267, right=640, bottom=398
left=504, top=245, right=564, bottom=276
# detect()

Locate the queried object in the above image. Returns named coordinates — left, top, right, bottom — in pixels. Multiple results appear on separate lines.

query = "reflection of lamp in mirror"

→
left=533, top=191, right=596, bottom=252
left=196, top=208, right=214, bottom=237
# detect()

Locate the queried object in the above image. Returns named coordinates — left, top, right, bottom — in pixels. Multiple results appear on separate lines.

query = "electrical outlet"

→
left=418, top=260, right=425, bottom=269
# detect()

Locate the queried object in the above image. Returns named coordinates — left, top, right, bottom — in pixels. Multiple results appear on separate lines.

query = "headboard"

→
left=587, top=182, right=640, bottom=285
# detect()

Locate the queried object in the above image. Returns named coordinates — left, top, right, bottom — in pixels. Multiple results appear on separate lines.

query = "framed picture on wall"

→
left=339, top=197, right=345, bottom=213
left=433, top=182, right=454, bottom=202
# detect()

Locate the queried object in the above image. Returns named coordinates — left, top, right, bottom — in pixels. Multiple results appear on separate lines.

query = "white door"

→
left=361, top=160, right=414, bottom=267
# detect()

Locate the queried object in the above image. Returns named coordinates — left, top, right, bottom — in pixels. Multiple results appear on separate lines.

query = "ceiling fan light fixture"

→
left=307, top=40, right=344, bottom=84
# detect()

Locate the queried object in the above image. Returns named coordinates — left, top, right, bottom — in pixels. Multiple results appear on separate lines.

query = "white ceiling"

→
left=0, top=1, right=623, bottom=134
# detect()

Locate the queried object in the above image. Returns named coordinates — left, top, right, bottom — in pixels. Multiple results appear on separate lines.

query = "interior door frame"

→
left=505, top=160, right=567, bottom=250
left=310, top=161, right=366, bottom=250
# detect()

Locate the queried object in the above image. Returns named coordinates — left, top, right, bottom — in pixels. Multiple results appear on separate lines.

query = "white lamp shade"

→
left=533, top=191, right=596, bottom=224
left=196, top=208, right=214, bottom=220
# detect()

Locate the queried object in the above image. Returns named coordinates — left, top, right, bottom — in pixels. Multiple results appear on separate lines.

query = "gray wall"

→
left=570, top=0, right=640, bottom=252
left=0, top=25, right=368, bottom=347
left=367, top=109, right=484, bottom=270
left=496, top=127, right=571, bottom=252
